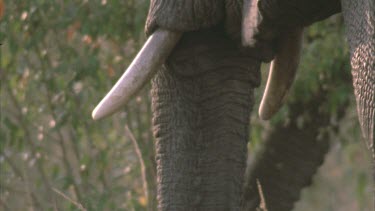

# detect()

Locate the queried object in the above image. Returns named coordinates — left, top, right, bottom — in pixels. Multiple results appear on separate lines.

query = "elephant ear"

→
left=242, top=0, right=304, bottom=120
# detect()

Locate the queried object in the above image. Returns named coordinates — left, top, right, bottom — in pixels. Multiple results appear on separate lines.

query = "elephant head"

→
left=93, top=0, right=374, bottom=210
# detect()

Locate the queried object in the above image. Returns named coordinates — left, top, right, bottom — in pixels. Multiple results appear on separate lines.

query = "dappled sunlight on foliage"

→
left=1, top=0, right=155, bottom=210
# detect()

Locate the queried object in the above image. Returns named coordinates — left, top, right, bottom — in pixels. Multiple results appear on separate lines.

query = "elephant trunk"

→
left=151, top=29, right=261, bottom=210
left=341, top=0, right=375, bottom=158
left=241, top=122, right=330, bottom=211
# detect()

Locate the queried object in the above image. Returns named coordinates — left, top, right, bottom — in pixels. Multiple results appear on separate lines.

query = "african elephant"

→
left=92, top=0, right=375, bottom=210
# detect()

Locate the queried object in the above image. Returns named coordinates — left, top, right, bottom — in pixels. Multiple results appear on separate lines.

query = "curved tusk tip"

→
left=92, top=106, right=103, bottom=121
left=91, top=93, right=124, bottom=120
left=258, top=107, right=273, bottom=120
left=91, top=99, right=114, bottom=121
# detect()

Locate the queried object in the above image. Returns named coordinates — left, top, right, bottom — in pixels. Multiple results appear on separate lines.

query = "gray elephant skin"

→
left=97, top=0, right=375, bottom=210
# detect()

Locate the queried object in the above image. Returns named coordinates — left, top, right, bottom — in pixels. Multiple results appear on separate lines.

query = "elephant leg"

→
left=341, top=0, right=375, bottom=187
left=151, top=28, right=261, bottom=210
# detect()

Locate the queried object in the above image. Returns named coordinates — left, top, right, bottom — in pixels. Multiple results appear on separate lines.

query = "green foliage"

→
left=1, top=0, right=154, bottom=210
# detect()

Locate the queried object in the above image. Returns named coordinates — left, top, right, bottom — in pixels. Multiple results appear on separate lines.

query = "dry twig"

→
left=52, top=188, right=86, bottom=211
left=125, top=125, right=149, bottom=205
left=256, top=179, right=268, bottom=211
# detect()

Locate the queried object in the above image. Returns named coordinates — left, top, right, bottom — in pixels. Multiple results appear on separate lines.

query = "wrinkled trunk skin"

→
left=241, top=89, right=349, bottom=211
left=151, top=28, right=261, bottom=210
left=341, top=0, right=375, bottom=186
left=242, top=122, right=329, bottom=211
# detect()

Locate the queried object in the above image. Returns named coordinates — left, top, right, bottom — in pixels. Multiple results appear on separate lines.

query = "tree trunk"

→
left=151, top=28, right=261, bottom=211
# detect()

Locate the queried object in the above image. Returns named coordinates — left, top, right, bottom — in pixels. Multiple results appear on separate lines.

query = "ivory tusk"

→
left=92, top=30, right=182, bottom=120
left=259, top=27, right=304, bottom=120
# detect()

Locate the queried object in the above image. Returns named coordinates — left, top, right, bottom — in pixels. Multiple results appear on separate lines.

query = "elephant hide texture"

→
left=145, top=0, right=243, bottom=40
